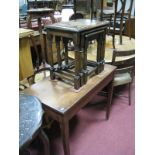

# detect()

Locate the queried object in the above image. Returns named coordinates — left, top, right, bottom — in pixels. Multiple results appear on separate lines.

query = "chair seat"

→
left=114, top=72, right=132, bottom=86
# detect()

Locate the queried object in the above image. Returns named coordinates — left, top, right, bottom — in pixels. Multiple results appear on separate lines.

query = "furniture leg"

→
left=90, top=0, right=93, bottom=20
left=74, top=51, right=83, bottom=89
left=96, top=36, right=101, bottom=63
left=99, top=33, right=105, bottom=72
left=27, top=15, right=32, bottom=29
left=56, top=36, right=62, bottom=70
left=96, top=35, right=102, bottom=74
left=83, top=39, right=88, bottom=84
left=101, top=31, right=106, bottom=61
left=60, top=119, right=70, bottom=155
left=39, top=129, right=50, bottom=155
left=112, top=0, right=118, bottom=49
left=38, top=18, right=46, bottom=65
left=119, top=0, right=126, bottom=45
left=73, top=36, right=82, bottom=89
left=106, top=79, right=114, bottom=120
left=128, top=0, right=134, bottom=40
left=63, top=38, right=69, bottom=68
left=100, top=0, right=103, bottom=21
left=29, top=35, right=40, bottom=70
left=46, top=34, right=54, bottom=67
left=46, top=33, right=55, bottom=80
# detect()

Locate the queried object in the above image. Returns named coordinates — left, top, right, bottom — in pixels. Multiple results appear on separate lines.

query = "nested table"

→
left=45, top=19, right=109, bottom=89
left=23, top=64, right=116, bottom=155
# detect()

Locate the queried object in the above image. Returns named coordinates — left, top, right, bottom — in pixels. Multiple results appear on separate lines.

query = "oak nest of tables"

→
left=45, top=19, right=109, bottom=90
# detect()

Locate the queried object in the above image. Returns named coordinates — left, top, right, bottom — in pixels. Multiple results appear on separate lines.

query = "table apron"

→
left=43, top=105, right=64, bottom=122
left=65, top=72, right=114, bottom=120
left=47, top=30, right=76, bottom=39
left=42, top=71, right=114, bottom=123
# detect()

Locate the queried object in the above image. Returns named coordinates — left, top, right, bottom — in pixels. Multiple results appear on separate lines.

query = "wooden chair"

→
left=105, top=0, right=134, bottom=48
left=111, top=49, right=135, bottom=105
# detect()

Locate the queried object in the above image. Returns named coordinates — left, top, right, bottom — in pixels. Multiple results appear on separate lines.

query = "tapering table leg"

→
left=39, top=129, right=50, bottom=155
left=60, top=119, right=70, bottom=155
left=106, top=78, right=114, bottom=120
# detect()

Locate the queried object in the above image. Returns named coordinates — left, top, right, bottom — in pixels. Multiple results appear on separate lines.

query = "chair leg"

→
left=129, top=83, right=131, bottom=106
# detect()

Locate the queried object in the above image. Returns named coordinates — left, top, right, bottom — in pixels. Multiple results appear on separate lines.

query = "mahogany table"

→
left=23, top=64, right=116, bottom=155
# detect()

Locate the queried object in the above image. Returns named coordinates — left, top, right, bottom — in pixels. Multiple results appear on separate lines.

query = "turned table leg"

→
left=73, top=38, right=82, bottom=89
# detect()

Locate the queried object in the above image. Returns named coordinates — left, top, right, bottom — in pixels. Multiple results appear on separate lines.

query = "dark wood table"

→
left=23, top=64, right=116, bottom=155
left=45, top=19, right=109, bottom=89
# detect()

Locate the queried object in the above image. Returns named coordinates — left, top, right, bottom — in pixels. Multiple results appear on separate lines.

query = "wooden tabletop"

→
left=23, top=64, right=116, bottom=114
left=45, top=19, right=109, bottom=32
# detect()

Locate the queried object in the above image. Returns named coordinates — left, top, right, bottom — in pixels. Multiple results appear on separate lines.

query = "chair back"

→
left=111, top=49, right=135, bottom=74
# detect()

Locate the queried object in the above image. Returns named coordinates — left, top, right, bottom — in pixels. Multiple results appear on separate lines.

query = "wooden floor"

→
left=69, top=35, right=135, bottom=63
